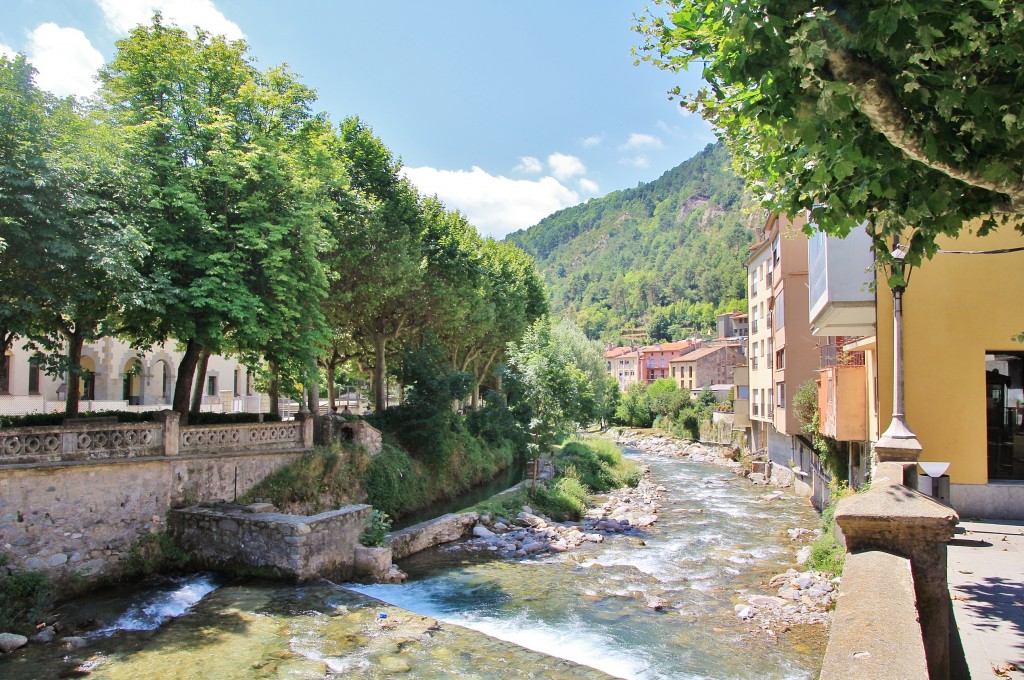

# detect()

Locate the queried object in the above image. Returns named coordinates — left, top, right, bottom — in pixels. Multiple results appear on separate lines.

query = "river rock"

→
left=796, top=546, right=812, bottom=566
left=735, top=605, right=754, bottom=620
left=472, top=525, right=497, bottom=540
left=62, top=636, right=87, bottom=650
left=0, top=633, right=28, bottom=653
left=30, top=626, right=55, bottom=643
left=646, top=597, right=670, bottom=611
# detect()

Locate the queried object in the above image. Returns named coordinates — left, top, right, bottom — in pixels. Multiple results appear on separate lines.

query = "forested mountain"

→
left=507, top=143, right=764, bottom=342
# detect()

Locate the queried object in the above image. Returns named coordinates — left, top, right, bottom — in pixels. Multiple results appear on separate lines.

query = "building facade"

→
left=670, top=344, right=743, bottom=392
left=0, top=337, right=265, bottom=417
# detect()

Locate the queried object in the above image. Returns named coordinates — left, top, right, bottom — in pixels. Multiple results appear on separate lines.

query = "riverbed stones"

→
left=0, top=633, right=28, bottom=653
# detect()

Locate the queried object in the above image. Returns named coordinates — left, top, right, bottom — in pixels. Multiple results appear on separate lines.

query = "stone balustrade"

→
left=0, top=411, right=313, bottom=467
left=0, top=422, right=164, bottom=465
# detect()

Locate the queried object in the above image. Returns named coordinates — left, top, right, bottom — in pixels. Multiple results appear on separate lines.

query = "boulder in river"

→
left=0, top=633, right=28, bottom=653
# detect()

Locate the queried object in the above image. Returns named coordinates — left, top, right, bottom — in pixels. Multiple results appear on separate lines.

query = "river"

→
left=0, top=446, right=826, bottom=679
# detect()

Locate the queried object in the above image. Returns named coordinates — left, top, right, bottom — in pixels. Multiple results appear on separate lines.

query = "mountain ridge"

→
left=507, top=143, right=762, bottom=342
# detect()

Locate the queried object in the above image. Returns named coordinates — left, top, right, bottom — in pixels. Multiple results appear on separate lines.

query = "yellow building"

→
left=811, top=220, right=1024, bottom=517
left=877, top=226, right=1024, bottom=518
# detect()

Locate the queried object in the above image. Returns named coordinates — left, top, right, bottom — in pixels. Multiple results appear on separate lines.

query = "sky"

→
left=1, top=0, right=716, bottom=238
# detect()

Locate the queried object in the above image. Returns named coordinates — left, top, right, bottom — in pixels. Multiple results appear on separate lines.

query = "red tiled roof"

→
left=669, top=345, right=739, bottom=362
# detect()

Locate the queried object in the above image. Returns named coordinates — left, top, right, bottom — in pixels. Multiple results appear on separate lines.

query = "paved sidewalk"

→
left=948, top=519, right=1024, bottom=679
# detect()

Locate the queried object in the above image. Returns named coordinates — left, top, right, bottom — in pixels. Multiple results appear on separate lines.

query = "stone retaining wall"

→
left=168, top=503, right=371, bottom=580
left=0, top=450, right=305, bottom=588
left=819, top=551, right=928, bottom=680
left=387, top=512, right=479, bottom=561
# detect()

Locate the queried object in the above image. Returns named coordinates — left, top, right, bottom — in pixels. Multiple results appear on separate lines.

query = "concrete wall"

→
left=388, top=512, right=479, bottom=561
left=0, top=451, right=304, bottom=586
left=169, top=503, right=370, bottom=580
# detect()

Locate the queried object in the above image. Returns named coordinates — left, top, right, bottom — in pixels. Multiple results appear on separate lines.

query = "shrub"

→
left=553, top=439, right=640, bottom=492
left=359, top=509, right=393, bottom=547
left=527, top=475, right=590, bottom=520
left=0, top=557, right=54, bottom=634
left=124, top=532, right=191, bottom=577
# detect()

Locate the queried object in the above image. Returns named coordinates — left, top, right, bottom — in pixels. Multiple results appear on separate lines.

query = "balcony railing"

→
left=819, top=342, right=867, bottom=369
left=751, top=357, right=759, bottom=370
left=766, top=271, right=773, bottom=288
left=751, top=320, right=759, bottom=333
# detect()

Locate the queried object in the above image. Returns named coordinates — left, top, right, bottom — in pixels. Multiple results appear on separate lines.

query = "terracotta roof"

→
left=641, top=340, right=699, bottom=353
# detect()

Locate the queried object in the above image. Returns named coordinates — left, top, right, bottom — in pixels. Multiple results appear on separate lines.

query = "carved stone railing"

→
left=0, top=422, right=164, bottom=465
left=179, top=421, right=303, bottom=455
left=0, top=411, right=314, bottom=467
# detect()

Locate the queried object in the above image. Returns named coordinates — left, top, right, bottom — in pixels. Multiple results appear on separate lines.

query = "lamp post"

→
left=874, top=240, right=923, bottom=462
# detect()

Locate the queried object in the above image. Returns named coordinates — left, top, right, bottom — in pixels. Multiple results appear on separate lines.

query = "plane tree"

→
left=635, top=0, right=1024, bottom=275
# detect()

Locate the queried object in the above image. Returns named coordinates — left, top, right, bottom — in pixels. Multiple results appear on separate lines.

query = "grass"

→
left=0, top=554, right=54, bottom=634
left=239, top=443, right=371, bottom=513
left=123, top=532, right=191, bottom=577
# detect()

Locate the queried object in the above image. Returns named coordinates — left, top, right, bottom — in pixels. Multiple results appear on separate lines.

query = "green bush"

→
left=554, top=439, right=640, bottom=492
left=240, top=443, right=370, bottom=512
left=359, top=509, right=393, bottom=547
left=0, top=558, right=54, bottom=634
left=124, top=532, right=191, bottom=577
left=527, top=475, right=590, bottom=520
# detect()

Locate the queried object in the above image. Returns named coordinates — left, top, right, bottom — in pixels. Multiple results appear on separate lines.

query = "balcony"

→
left=807, top=223, right=876, bottom=336
left=818, top=364, right=867, bottom=441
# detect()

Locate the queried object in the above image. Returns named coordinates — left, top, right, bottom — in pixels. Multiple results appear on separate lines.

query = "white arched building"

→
left=0, top=337, right=266, bottom=416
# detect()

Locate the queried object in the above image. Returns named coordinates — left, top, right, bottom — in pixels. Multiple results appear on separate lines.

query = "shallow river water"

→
left=1, top=447, right=826, bottom=679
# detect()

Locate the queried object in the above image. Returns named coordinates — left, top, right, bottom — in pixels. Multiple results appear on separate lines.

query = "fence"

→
left=0, top=412, right=313, bottom=466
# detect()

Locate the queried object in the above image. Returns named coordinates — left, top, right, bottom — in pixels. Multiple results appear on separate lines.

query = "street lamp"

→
left=873, top=239, right=923, bottom=462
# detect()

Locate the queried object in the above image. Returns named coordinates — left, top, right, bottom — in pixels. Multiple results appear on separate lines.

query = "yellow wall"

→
left=877, top=224, right=1024, bottom=484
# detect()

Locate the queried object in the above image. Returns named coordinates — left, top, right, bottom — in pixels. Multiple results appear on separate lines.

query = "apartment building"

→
left=746, top=213, right=820, bottom=493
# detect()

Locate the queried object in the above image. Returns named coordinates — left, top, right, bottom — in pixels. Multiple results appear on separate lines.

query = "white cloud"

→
left=621, top=132, right=663, bottom=150
left=403, top=165, right=580, bottom=238
left=0, top=43, right=15, bottom=59
left=578, top=178, right=599, bottom=194
left=96, top=0, right=244, bottom=40
left=620, top=155, right=650, bottom=168
left=26, top=24, right=104, bottom=98
left=581, top=133, right=605, bottom=148
left=514, top=156, right=543, bottom=174
left=547, top=152, right=586, bottom=181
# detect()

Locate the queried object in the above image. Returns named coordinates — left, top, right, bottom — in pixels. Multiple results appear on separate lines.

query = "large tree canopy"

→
left=635, top=0, right=1024, bottom=272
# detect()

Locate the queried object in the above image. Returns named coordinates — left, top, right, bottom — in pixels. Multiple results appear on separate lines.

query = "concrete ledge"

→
left=169, top=503, right=371, bottom=580
left=951, top=482, right=1024, bottom=520
left=821, top=551, right=927, bottom=680
left=387, top=512, right=479, bottom=561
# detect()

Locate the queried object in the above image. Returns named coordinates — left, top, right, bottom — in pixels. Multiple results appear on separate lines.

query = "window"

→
left=777, top=382, right=785, bottom=409
left=28, top=362, right=40, bottom=395
left=246, top=371, right=253, bottom=395
left=776, top=349, right=785, bottom=370
left=0, top=353, right=9, bottom=393
left=234, top=368, right=241, bottom=397
left=775, top=291, right=785, bottom=330
left=772, top=235, right=781, bottom=266
left=207, top=375, right=217, bottom=396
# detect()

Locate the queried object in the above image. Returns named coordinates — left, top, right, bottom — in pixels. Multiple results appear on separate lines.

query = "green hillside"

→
left=506, top=143, right=762, bottom=342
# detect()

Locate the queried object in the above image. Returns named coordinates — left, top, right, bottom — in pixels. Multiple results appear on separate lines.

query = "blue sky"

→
left=1, top=0, right=715, bottom=238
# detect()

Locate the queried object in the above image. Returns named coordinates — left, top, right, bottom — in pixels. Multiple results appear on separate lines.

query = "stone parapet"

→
left=820, top=550, right=928, bottom=680
left=387, top=512, right=479, bottom=561
left=169, top=503, right=371, bottom=580
left=835, top=474, right=958, bottom=679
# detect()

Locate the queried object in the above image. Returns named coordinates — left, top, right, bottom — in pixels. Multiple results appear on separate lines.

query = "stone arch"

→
left=78, top=354, right=97, bottom=401
left=150, top=357, right=175, bottom=405
left=122, top=356, right=143, bottom=405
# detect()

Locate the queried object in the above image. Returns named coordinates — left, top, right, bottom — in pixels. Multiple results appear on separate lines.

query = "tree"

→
left=99, top=17, right=329, bottom=422
left=614, top=382, right=653, bottom=428
left=635, top=1, right=1024, bottom=275
left=329, top=116, right=424, bottom=412
left=0, top=55, right=146, bottom=416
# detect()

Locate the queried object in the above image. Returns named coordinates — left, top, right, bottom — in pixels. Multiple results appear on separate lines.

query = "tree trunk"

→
left=306, top=367, right=319, bottom=414
left=65, top=329, right=85, bottom=418
left=190, top=347, right=211, bottom=414
left=326, top=360, right=337, bottom=411
left=373, top=334, right=386, bottom=412
left=173, top=340, right=203, bottom=425
left=268, top=361, right=280, bottom=415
